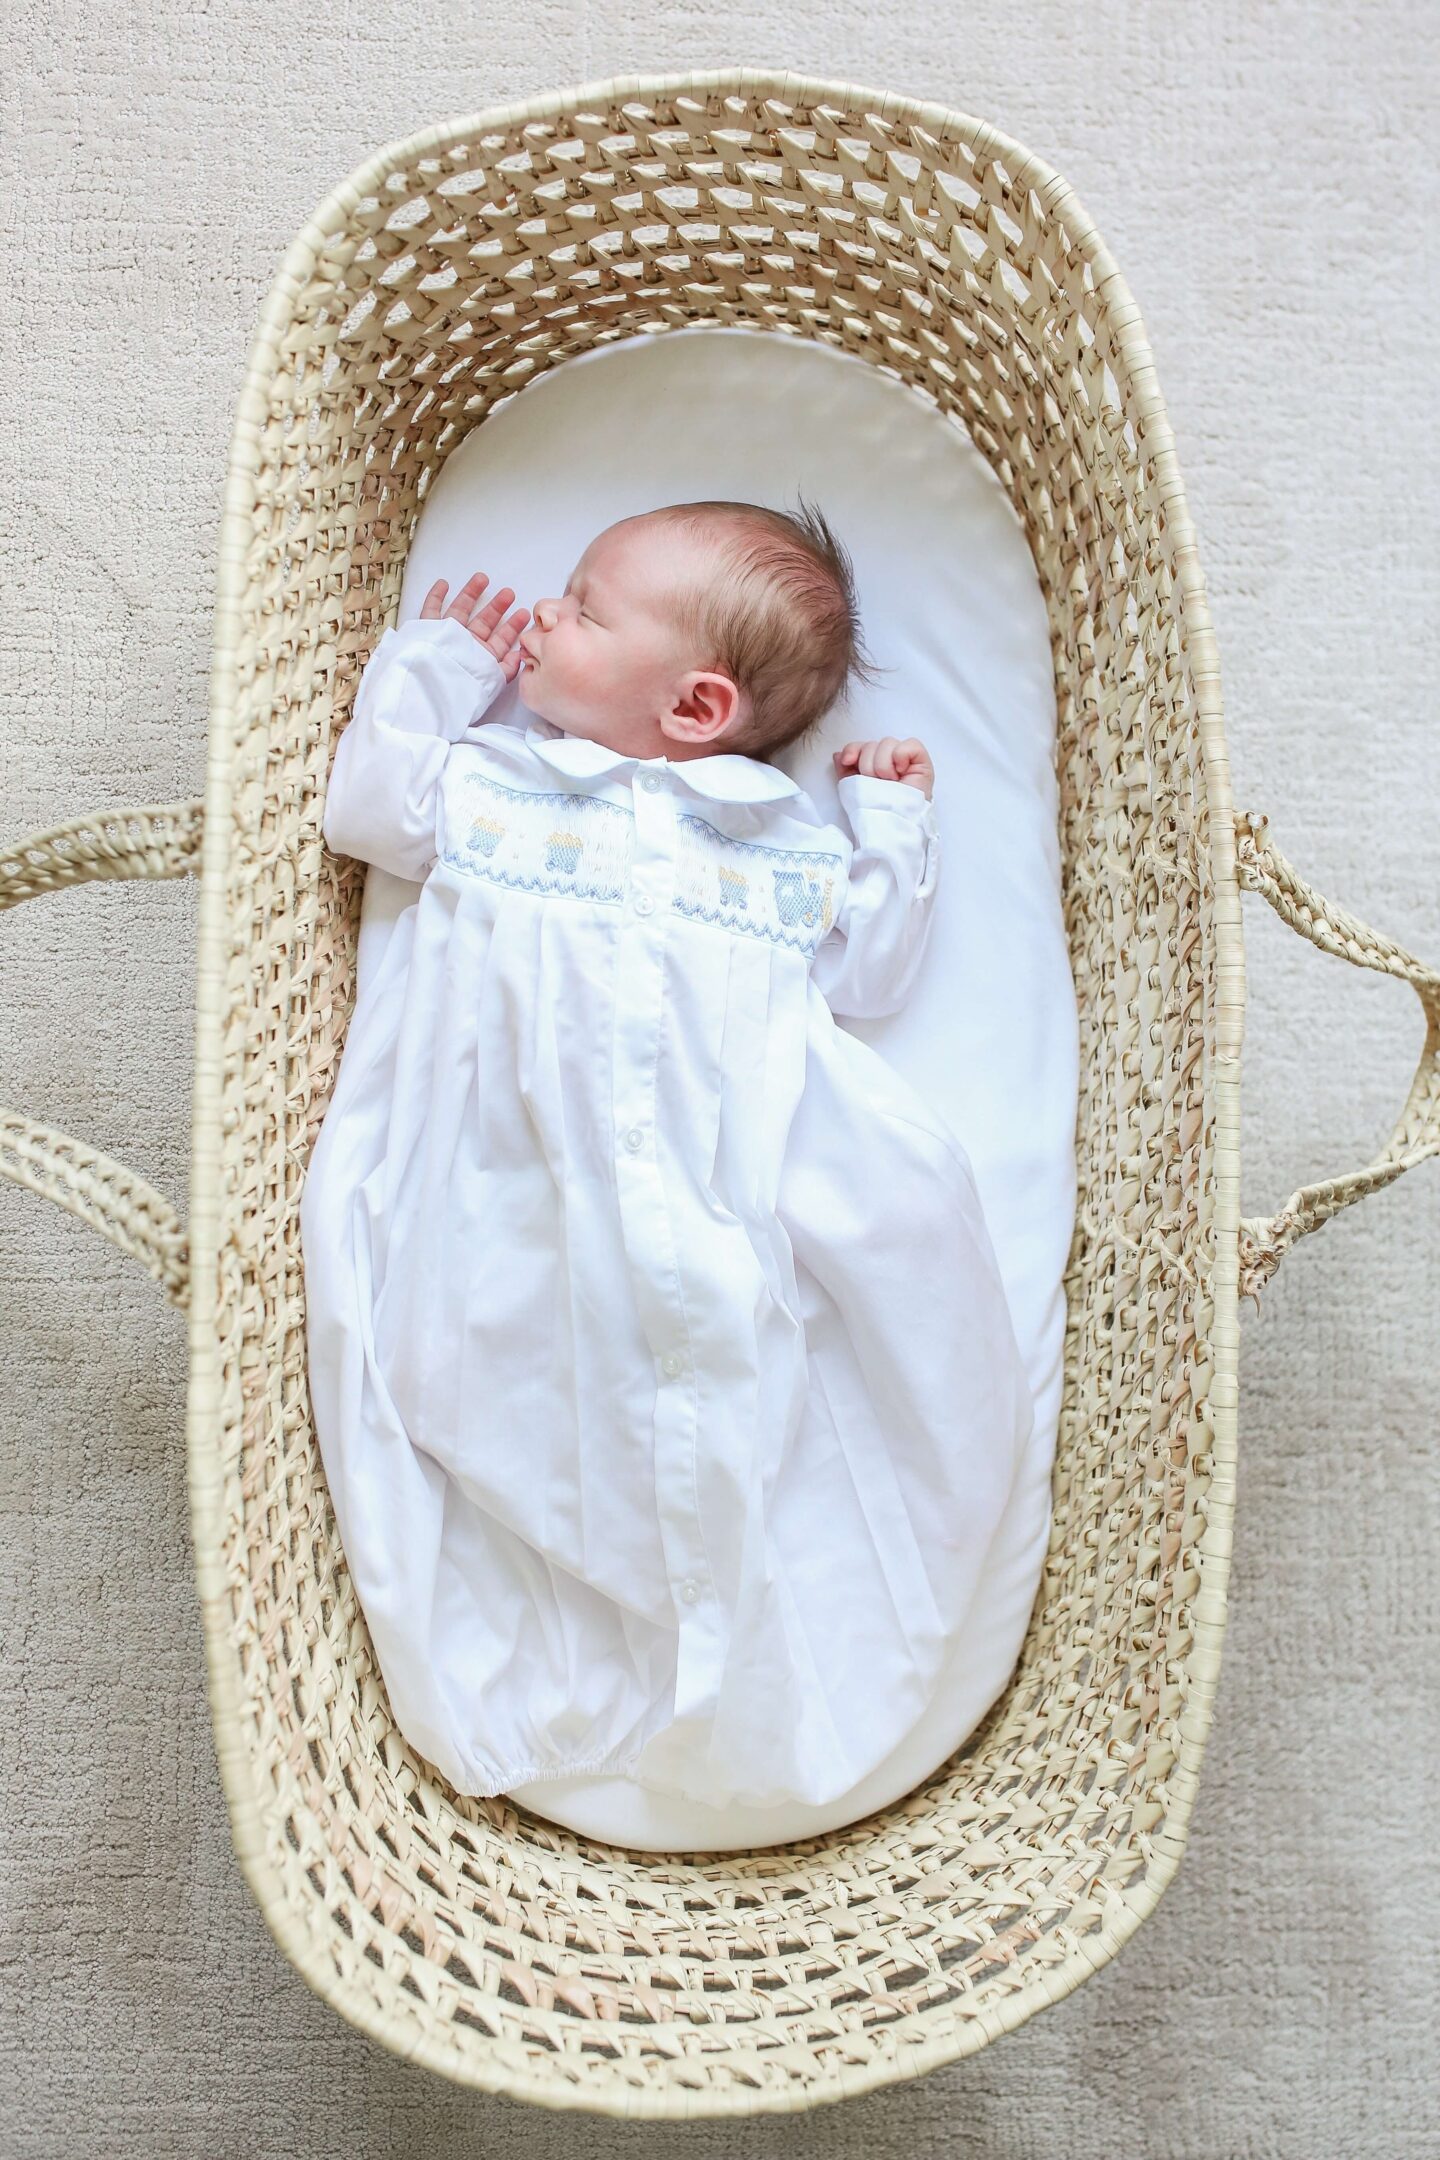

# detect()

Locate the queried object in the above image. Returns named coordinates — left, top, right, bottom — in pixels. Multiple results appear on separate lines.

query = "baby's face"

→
left=517, top=518, right=740, bottom=756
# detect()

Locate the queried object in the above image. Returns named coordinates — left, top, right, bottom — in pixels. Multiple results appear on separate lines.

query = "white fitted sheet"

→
left=349, top=326, right=1078, bottom=1851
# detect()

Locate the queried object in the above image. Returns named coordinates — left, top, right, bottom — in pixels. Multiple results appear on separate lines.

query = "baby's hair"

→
left=639, top=495, right=887, bottom=760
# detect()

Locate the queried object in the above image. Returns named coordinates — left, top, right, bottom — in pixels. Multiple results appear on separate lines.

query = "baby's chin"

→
left=516, top=664, right=549, bottom=721
left=517, top=666, right=601, bottom=741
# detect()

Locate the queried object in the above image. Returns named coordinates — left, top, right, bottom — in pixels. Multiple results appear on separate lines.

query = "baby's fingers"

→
left=489, top=606, right=530, bottom=658
left=422, top=570, right=494, bottom=622
left=834, top=741, right=890, bottom=778
left=477, top=604, right=531, bottom=682
left=467, top=585, right=521, bottom=641
left=450, top=571, right=493, bottom=621
left=834, top=737, right=932, bottom=789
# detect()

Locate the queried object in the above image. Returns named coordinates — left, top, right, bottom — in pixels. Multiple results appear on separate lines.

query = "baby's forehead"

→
left=603, top=516, right=728, bottom=585
left=581, top=518, right=725, bottom=604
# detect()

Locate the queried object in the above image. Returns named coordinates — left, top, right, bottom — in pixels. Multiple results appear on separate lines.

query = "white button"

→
left=679, top=1578, right=700, bottom=1604
left=660, top=1350, right=684, bottom=1378
left=633, top=891, right=654, bottom=915
left=623, top=1126, right=645, bottom=1152
left=640, top=772, right=663, bottom=792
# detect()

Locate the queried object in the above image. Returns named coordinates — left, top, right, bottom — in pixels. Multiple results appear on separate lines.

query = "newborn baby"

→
left=300, top=498, right=1033, bottom=1811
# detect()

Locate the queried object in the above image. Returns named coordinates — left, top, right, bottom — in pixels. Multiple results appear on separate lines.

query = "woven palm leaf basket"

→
left=3, top=67, right=1437, bottom=2121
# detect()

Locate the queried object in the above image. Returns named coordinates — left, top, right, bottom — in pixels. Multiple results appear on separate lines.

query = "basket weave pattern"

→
left=184, top=76, right=1238, bottom=2109
left=172, top=76, right=1234, bottom=2113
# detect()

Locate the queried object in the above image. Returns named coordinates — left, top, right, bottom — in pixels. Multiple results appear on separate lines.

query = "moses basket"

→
left=3, top=69, right=1437, bottom=2120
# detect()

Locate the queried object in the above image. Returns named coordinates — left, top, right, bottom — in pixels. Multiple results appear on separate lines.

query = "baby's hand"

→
left=833, top=736, right=934, bottom=798
left=422, top=572, right=531, bottom=683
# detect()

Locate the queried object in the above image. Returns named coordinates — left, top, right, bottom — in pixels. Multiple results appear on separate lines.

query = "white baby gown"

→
left=299, top=614, right=1035, bottom=1810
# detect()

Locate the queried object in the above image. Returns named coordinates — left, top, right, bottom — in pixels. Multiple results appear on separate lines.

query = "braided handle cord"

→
left=1235, top=810, right=1440, bottom=1300
left=0, top=801, right=205, bottom=1311
left=4, top=796, right=1432, bottom=1314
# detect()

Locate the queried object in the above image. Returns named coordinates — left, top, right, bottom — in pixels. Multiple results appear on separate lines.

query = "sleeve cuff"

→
left=838, top=772, right=937, bottom=827
left=394, top=611, right=510, bottom=694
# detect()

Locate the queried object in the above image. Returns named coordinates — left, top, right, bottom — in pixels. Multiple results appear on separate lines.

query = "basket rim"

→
left=184, top=65, right=1245, bottom=2117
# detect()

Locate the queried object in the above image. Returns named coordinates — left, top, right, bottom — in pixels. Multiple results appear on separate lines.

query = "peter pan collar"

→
left=521, top=720, right=803, bottom=805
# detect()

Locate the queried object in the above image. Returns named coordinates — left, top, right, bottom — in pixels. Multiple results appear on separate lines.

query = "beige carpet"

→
left=2, top=7, right=1437, bottom=2153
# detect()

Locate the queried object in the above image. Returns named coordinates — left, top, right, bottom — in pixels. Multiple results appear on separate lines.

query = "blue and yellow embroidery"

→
left=545, top=828, right=585, bottom=875
left=717, top=863, right=749, bottom=912
left=442, top=765, right=633, bottom=901
left=773, top=867, right=831, bottom=933
left=438, top=754, right=845, bottom=957
left=673, top=813, right=842, bottom=957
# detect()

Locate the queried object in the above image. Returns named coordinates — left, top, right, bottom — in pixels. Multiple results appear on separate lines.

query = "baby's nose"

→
left=533, top=598, right=558, bottom=631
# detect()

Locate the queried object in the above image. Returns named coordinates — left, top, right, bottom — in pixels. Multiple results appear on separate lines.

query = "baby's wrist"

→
left=403, top=611, right=508, bottom=686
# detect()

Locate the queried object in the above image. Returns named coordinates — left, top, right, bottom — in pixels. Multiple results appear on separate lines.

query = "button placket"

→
left=611, top=773, right=712, bottom=1639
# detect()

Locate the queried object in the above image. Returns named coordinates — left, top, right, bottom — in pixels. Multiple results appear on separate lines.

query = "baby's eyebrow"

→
left=565, top=573, right=607, bottom=618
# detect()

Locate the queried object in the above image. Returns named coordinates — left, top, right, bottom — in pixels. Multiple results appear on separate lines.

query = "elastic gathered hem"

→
left=490, top=1749, right=646, bottom=1794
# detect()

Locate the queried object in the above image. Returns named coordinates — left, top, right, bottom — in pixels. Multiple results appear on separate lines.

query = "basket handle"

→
left=1234, top=809, right=1440, bottom=1300
left=6, top=797, right=1432, bottom=1312
left=0, top=800, right=204, bottom=1312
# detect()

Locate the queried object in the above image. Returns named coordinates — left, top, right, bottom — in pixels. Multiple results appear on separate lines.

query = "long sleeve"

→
left=809, top=773, right=942, bottom=1018
left=321, top=615, right=510, bottom=882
